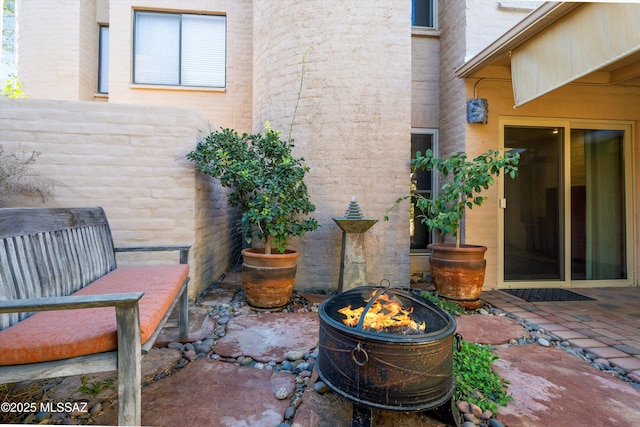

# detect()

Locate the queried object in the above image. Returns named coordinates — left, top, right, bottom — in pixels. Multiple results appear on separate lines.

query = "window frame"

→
left=412, top=0, right=438, bottom=30
left=132, top=10, right=227, bottom=89
left=410, top=128, right=439, bottom=253
left=98, top=25, right=109, bottom=94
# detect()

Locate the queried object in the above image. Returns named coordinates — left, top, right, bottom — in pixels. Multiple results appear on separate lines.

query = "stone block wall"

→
left=0, top=97, right=239, bottom=299
left=252, top=0, right=413, bottom=289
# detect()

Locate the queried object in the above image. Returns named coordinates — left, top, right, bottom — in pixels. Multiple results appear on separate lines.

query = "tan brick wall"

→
left=106, top=0, right=254, bottom=132
left=17, top=0, right=83, bottom=100
left=411, top=33, right=440, bottom=128
left=252, top=1, right=413, bottom=289
left=0, top=97, right=239, bottom=299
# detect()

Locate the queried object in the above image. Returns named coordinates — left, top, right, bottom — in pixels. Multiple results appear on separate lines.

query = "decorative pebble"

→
left=284, top=406, right=295, bottom=420
left=488, top=418, right=506, bottom=427
left=275, top=387, right=289, bottom=400
left=537, top=338, right=550, bottom=347
left=285, top=350, right=305, bottom=361
left=481, top=409, right=493, bottom=420
left=167, top=342, right=182, bottom=350
left=461, top=422, right=476, bottom=427
left=469, top=402, right=482, bottom=418
left=89, top=403, right=102, bottom=416
left=457, top=400, right=471, bottom=414
left=314, top=381, right=330, bottom=394
left=462, top=412, right=480, bottom=424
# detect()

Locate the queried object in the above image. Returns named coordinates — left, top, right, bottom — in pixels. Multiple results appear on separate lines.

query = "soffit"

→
left=456, top=2, right=640, bottom=107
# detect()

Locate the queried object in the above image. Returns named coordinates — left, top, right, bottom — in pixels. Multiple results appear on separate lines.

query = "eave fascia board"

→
left=455, top=2, right=582, bottom=78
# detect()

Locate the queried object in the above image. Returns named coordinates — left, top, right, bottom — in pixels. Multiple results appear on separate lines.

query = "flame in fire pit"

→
left=337, top=291, right=426, bottom=333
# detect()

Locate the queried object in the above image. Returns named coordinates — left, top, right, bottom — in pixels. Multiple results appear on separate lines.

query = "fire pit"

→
left=317, top=286, right=459, bottom=426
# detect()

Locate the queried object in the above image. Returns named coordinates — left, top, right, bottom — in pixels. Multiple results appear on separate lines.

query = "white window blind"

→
left=181, top=15, right=226, bottom=87
left=133, top=11, right=226, bottom=87
left=98, top=26, right=109, bottom=93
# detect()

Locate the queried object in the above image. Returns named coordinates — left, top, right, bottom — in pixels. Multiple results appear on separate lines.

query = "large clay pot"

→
left=242, top=248, right=299, bottom=308
left=428, top=243, right=487, bottom=310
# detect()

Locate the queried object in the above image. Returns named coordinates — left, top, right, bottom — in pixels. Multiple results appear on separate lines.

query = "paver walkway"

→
left=89, top=285, right=640, bottom=426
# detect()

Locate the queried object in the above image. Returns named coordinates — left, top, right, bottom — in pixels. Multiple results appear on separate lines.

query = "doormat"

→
left=503, top=288, right=595, bottom=302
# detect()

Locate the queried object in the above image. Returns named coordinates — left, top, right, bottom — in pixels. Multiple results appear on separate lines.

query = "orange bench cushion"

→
left=0, top=264, right=188, bottom=366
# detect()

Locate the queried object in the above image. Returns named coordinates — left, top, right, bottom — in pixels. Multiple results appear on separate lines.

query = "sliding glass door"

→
left=501, top=120, right=632, bottom=287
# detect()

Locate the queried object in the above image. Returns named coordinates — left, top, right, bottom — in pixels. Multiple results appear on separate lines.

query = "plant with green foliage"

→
left=419, top=290, right=463, bottom=316
left=78, top=376, right=114, bottom=395
left=2, top=74, right=26, bottom=98
left=419, top=291, right=512, bottom=413
left=387, top=149, right=519, bottom=247
left=453, top=340, right=513, bottom=413
left=187, top=122, right=319, bottom=254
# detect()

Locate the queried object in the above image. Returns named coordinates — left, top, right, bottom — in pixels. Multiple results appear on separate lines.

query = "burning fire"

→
left=338, top=292, right=426, bottom=333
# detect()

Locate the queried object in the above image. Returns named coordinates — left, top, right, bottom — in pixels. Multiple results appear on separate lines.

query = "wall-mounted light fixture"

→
left=467, top=79, right=488, bottom=124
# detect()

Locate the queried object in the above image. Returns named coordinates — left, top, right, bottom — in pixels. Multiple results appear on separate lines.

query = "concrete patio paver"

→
left=493, top=344, right=640, bottom=427
left=10, top=285, right=640, bottom=426
left=96, top=358, right=296, bottom=427
left=214, top=312, right=319, bottom=362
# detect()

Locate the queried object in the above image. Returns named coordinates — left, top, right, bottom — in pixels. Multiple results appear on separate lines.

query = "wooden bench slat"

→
left=0, top=207, right=190, bottom=427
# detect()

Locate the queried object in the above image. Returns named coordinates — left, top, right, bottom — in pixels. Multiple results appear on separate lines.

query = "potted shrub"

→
left=187, top=123, right=319, bottom=308
left=392, top=149, right=519, bottom=309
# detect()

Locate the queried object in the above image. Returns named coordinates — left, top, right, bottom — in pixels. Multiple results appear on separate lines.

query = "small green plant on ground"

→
left=419, top=290, right=464, bottom=317
left=418, top=290, right=513, bottom=414
left=78, top=375, right=114, bottom=396
left=454, top=339, right=513, bottom=414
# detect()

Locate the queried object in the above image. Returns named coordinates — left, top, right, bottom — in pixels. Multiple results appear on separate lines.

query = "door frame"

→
left=497, top=116, right=636, bottom=289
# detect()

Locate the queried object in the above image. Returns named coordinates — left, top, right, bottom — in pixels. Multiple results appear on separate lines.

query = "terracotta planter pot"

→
left=428, top=243, right=487, bottom=310
left=242, top=248, right=299, bottom=308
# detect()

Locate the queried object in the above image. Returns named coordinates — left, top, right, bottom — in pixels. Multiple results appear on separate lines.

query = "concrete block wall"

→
left=253, top=0, right=413, bottom=290
left=0, top=97, right=239, bottom=299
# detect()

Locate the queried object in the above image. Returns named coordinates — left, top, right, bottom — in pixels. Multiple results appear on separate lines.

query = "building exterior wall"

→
left=0, top=97, right=239, bottom=299
left=107, top=0, right=254, bottom=133
left=463, top=75, right=640, bottom=289
left=16, top=0, right=83, bottom=100
left=252, top=1, right=412, bottom=289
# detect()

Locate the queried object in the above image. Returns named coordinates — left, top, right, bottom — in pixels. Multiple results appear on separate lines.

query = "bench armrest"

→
left=115, top=245, right=191, bottom=264
left=0, top=292, right=144, bottom=314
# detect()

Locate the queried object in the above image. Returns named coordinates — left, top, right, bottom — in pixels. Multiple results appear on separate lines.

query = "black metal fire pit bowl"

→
left=317, top=286, right=459, bottom=425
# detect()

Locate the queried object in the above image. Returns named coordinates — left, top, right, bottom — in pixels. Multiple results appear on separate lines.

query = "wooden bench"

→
left=0, top=207, right=191, bottom=426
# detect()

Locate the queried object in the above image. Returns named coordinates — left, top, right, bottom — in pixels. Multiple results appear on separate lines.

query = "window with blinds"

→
left=133, top=11, right=226, bottom=88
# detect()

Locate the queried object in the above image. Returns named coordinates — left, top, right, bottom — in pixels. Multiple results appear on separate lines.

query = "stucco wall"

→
left=17, top=0, right=253, bottom=132
left=17, top=1, right=84, bottom=100
left=107, top=0, right=254, bottom=133
left=463, top=77, right=640, bottom=289
left=252, top=0, right=413, bottom=289
left=0, top=97, right=240, bottom=299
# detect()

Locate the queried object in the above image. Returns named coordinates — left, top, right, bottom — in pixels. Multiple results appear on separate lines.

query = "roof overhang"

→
left=456, top=2, right=640, bottom=107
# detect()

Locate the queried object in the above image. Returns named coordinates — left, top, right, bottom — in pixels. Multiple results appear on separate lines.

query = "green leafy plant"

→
left=420, top=291, right=512, bottom=413
left=187, top=122, right=319, bottom=254
left=78, top=376, right=114, bottom=395
left=2, top=74, right=26, bottom=98
left=419, top=290, right=463, bottom=317
left=454, top=340, right=513, bottom=414
left=387, top=149, right=519, bottom=247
